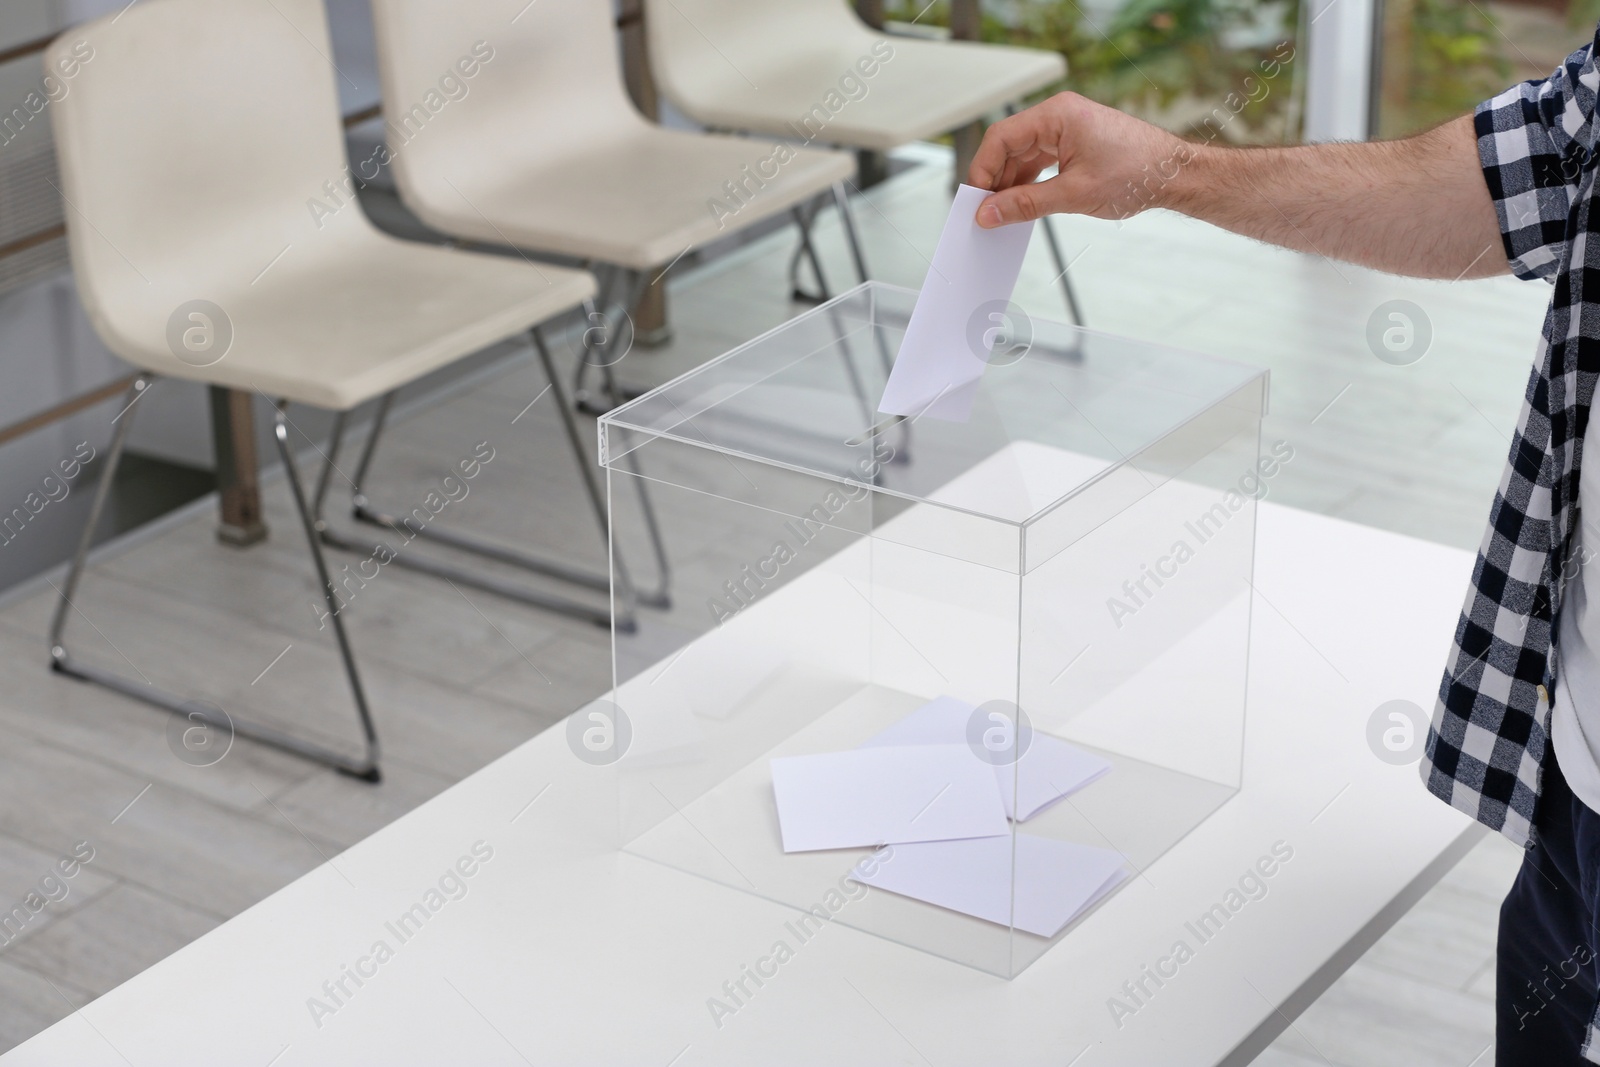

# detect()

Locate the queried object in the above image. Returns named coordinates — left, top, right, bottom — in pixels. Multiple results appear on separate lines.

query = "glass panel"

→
left=607, top=285, right=1263, bottom=520
left=602, top=281, right=1264, bottom=977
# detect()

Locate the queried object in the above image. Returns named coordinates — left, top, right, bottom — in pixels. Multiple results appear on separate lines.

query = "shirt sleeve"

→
left=1475, top=29, right=1600, bottom=280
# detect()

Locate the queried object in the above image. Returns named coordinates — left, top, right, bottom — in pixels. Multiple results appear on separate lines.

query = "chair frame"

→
left=316, top=325, right=670, bottom=629
left=50, top=375, right=384, bottom=781
left=48, top=320, right=645, bottom=782
left=794, top=161, right=1085, bottom=329
left=44, top=0, right=644, bottom=783
left=687, top=75, right=1085, bottom=329
left=570, top=181, right=872, bottom=416
left=781, top=182, right=872, bottom=308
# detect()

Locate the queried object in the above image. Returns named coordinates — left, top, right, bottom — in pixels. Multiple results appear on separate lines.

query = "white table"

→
left=2, top=503, right=1485, bottom=1066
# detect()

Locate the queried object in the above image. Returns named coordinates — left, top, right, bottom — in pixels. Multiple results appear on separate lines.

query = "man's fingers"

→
left=971, top=94, right=1172, bottom=227
left=997, top=152, right=1047, bottom=194
left=968, top=110, right=1051, bottom=190
left=1012, top=159, right=1050, bottom=190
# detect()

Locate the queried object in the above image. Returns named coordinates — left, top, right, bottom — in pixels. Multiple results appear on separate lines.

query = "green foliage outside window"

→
left=1378, top=0, right=1508, bottom=136
left=882, top=0, right=1518, bottom=143
left=882, top=0, right=1298, bottom=139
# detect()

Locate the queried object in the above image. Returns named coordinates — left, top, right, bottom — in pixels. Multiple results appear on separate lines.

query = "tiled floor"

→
left=0, top=143, right=1549, bottom=1060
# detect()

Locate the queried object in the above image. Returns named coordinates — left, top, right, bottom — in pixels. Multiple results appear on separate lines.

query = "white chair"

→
left=46, top=0, right=604, bottom=781
left=644, top=0, right=1084, bottom=323
left=366, top=0, right=862, bottom=415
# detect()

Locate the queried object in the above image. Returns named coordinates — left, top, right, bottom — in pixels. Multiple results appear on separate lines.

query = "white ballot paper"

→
left=770, top=744, right=1009, bottom=853
left=850, top=834, right=1128, bottom=937
left=861, top=697, right=1112, bottom=821
left=877, top=184, right=1036, bottom=421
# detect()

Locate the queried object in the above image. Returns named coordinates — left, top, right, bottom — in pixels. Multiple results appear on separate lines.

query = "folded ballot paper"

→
left=861, top=696, right=1111, bottom=821
left=876, top=184, right=1036, bottom=422
left=769, top=745, right=1009, bottom=853
left=768, top=696, right=1124, bottom=935
left=851, top=834, right=1128, bottom=938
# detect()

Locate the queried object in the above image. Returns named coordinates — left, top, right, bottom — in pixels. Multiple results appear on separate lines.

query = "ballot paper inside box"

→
left=597, top=282, right=1267, bottom=979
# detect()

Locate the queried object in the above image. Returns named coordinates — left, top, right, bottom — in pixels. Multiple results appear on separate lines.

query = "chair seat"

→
left=98, top=232, right=595, bottom=411
left=663, top=37, right=1066, bottom=152
left=398, top=126, right=856, bottom=271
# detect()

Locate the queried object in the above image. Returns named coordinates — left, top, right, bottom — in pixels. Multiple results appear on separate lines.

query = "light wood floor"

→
left=0, top=144, right=1549, bottom=1061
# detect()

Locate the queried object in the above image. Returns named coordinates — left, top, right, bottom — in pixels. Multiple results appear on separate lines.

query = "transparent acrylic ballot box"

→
left=598, top=282, right=1267, bottom=979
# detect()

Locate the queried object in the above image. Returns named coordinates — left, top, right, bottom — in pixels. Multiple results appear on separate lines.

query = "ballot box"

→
left=594, top=281, right=1269, bottom=978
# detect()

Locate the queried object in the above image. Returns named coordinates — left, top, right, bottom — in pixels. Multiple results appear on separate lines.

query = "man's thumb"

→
left=976, top=186, right=1041, bottom=229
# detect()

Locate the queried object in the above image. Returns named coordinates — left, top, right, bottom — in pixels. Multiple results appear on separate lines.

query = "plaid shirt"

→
left=1420, top=34, right=1600, bottom=852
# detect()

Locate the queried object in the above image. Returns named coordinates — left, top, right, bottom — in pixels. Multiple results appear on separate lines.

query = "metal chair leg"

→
left=316, top=386, right=624, bottom=630
left=574, top=269, right=650, bottom=418
left=349, top=393, right=391, bottom=506
left=831, top=180, right=870, bottom=286
left=531, top=326, right=649, bottom=619
left=531, top=329, right=613, bottom=547
left=49, top=375, right=383, bottom=782
left=1040, top=213, right=1086, bottom=329
left=315, top=256, right=674, bottom=621
left=272, top=403, right=382, bottom=781
left=822, top=300, right=875, bottom=426
left=49, top=375, right=149, bottom=663
left=594, top=357, right=672, bottom=611
left=563, top=281, right=674, bottom=609
left=312, top=409, right=348, bottom=521
left=789, top=198, right=832, bottom=304
left=570, top=263, right=613, bottom=412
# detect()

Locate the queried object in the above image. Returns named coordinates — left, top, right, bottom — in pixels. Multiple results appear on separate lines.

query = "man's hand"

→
left=970, top=92, right=1187, bottom=226
left=967, top=92, right=1508, bottom=281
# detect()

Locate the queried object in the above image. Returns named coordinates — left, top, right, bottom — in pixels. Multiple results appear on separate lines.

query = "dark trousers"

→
left=1499, top=757, right=1600, bottom=1065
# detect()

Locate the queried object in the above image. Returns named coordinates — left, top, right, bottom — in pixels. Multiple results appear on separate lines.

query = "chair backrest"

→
left=367, top=0, right=642, bottom=211
left=47, top=0, right=368, bottom=349
left=643, top=0, right=875, bottom=117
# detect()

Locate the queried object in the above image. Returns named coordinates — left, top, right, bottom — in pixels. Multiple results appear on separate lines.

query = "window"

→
left=882, top=0, right=1303, bottom=144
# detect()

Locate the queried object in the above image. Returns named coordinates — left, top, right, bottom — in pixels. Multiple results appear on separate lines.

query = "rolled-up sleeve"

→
left=1475, top=31, right=1600, bottom=280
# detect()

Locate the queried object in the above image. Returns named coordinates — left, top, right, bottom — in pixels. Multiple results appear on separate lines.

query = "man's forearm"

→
left=971, top=97, right=1509, bottom=282
left=1158, top=117, right=1506, bottom=280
